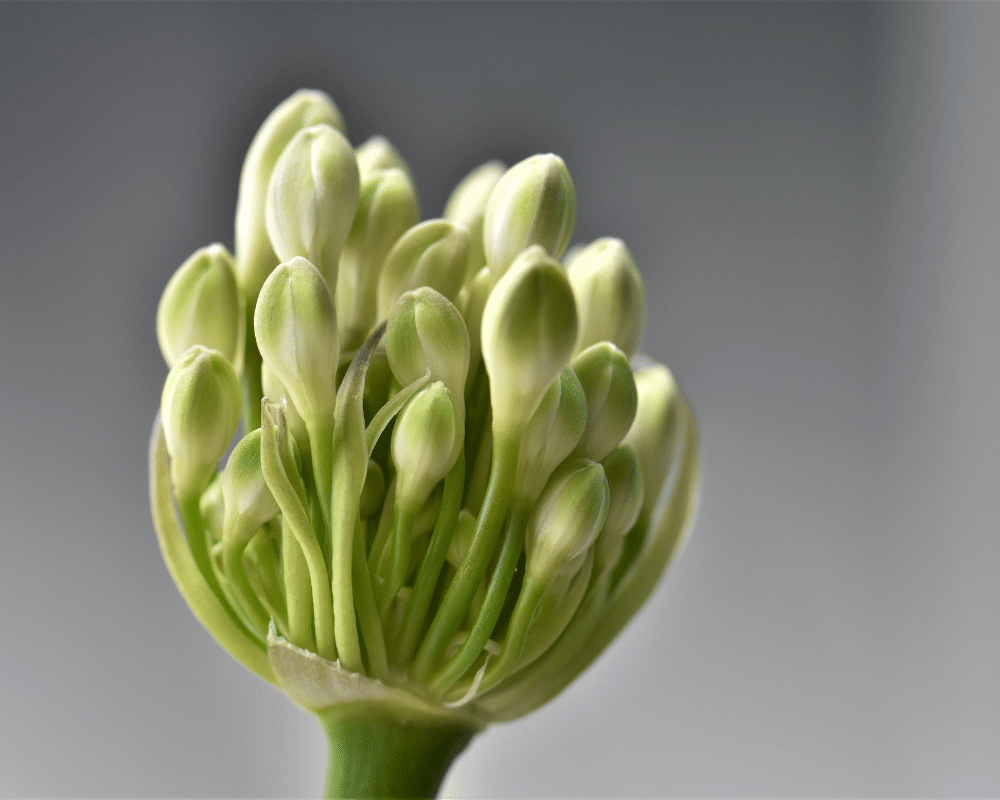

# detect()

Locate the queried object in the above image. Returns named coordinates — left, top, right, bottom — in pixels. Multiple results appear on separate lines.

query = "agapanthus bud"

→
left=156, top=243, right=240, bottom=368
left=571, top=342, right=638, bottom=462
left=385, top=287, right=470, bottom=406
left=234, top=90, right=345, bottom=300
left=567, top=237, right=647, bottom=358
left=443, top=160, right=506, bottom=281
left=482, top=154, right=575, bottom=282
left=515, top=366, right=587, bottom=504
left=254, top=256, right=339, bottom=422
left=525, top=459, right=609, bottom=586
left=377, top=219, right=470, bottom=320
left=624, top=364, right=680, bottom=517
left=222, top=429, right=280, bottom=541
left=161, top=346, right=242, bottom=498
left=595, top=444, right=644, bottom=573
left=265, top=124, right=360, bottom=291
left=261, top=363, right=310, bottom=454
left=481, top=245, right=578, bottom=438
left=356, top=135, right=412, bottom=183
left=392, top=381, right=460, bottom=513
left=336, top=168, right=419, bottom=348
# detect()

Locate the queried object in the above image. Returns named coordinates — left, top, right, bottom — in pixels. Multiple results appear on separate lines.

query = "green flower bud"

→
left=566, top=238, right=647, bottom=358
left=234, top=89, right=346, bottom=300
left=571, top=342, right=638, bottom=462
left=515, top=366, right=587, bottom=505
left=481, top=245, right=578, bottom=438
left=595, top=444, right=644, bottom=574
left=525, top=459, right=609, bottom=586
left=336, top=167, right=419, bottom=348
left=156, top=243, right=240, bottom=368
left=482, top=154, right=575, bottom=282
left=161, top=345, right=242, bottom=498
left=624, top=364, right=680, bottom=518
left=385, top=287, right=470, bottom=407
left=261, top=363, right=310, bottom=454
left=443, top=160, right=506, bottom=281
left=254, top=256, right=339, bottom=422
left=222, top=429, right=280, bottom=541
left=377, top=219, right=470, bottom=320
left=265, top=124, right=360, bottom=291
left=356, top=135, right=413, bottom=183
left=391, top=381, right=460, bottom=513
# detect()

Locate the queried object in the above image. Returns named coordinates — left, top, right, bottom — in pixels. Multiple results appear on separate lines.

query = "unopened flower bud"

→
left=571, top=342, right=638, bottom=462
left=234, top=90, right=345, bottom=300
left=378, top=219, right=470, bottom=320
left=156, top=243, right=240, bottom=368
left=336, top=168, right=419, bottom=348
left=443, top=160, right=506, bottom=281
left=483, top=154, right=575, bottom=282
left=567, top=238, right=647, bottom=358
left=265, top=124, right=360, bottom=291
left=392, top=381, right=460, bottom=513
left=356, top=135, right=412, bottom=183
left=261, top=363, right=310, bottom=454
left=624, top=364, right=680, bottom=518
left=161, top=346, right=242, bottom=498
left=254, top=256, right=339, bottom=422
left=222, top=429, right=280, bottom=542
left=481, top=245, right=578, bottom=438
left=525, top=459, right=609, bottom=585
left=385, top=287, right=470, bottom=406
left=595, top=444, right=644, bottom=573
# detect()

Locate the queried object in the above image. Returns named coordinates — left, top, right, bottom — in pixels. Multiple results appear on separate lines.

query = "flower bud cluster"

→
left=151, top=90, right=699, bottom=725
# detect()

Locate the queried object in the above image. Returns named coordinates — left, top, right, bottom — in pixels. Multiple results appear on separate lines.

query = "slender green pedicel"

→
left=149, top=89, right=699, bottom=799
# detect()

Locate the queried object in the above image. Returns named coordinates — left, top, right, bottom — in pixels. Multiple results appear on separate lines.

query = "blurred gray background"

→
left=1, top=2, right=997, bottom=796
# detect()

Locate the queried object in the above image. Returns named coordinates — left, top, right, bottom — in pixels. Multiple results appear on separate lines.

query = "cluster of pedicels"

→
left=150, top=89, right=699, bottom=727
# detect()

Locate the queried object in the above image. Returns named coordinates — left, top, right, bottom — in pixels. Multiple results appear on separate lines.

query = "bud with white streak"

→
left=571, top=342, right=638, bottom=462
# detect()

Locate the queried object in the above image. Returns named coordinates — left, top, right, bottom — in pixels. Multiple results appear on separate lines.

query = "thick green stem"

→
left=318, top=704, right=478, bottom=800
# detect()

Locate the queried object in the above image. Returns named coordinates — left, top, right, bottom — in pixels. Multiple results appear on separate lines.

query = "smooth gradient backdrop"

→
left=1, top=2, right=997, bottom=796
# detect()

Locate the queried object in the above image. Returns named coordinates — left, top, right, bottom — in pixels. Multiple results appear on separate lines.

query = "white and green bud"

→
left=624, top=364, right=680, bottom=517
left=356, top=135, right=413, bottom=183
left=385, top=287, right=470, bottom=406
left=392, top=381, right=460, bottom=513
left=595, top=444, right=644, bottom=573
left=482, top=154, right=575, bottom=282
left=156, top=243, right=240, bottom=368
left=525, top=459, right=609, bottom=586
left=515, top=366, right=588, bottom=505
left=377, top=219, right=470, bottom=320
left=571, top=342, right=638, bottom=462
left=481, top=245, right=578, bottom=438
left=254, top=256, right=339, bottom=422
left=336, top=167, right=419, bottom=348
left=567, top=237, right=647, bottom=358
left=234, top=89, right=346, bottom=300
left=222, top=429, right=280, bottom=542
left=265, top=124, right=360, bottom=291
left=161, top=345, right=242, bottom=498
left=443, top=160, right=506, bottom=281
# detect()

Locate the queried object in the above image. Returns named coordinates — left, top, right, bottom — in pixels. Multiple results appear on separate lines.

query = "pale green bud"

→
left=571, top=342, right=638, bottom=462
left=234, top=89, right=346, bottom=300
left=525, top=459, right=609, bottom=585
left=336, top=168, right=419, bottom=348
left=385, top=287, right=470, bottom=407
left=515, top=366, right=587, bottom=505
left=377, top=219, right=470, bottom=320
left=261, top=363, right=310, bottom=455
left=265, top=124, right=360, bottom=291
left=482, top=154, right=575, bottom=282
left=443, top=160, right=506, bottom=281
left=161, top=346, right=242, bottom=498
left=356, top=135, right=413, bottom=183
left=156, top=243, right=240, bottom=368
left=595, top=444, right=644, bottom=573
left=481, top=245, right=578, bottom=437
left=624, top=364, right=680, bottom=517
left=254, top=256, right=339, bottom=422
left=222, top=429, right=280, bottom=542
left=392, top=381, right=460, bottom=513
left=567, top=238, right=647, bottom=358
